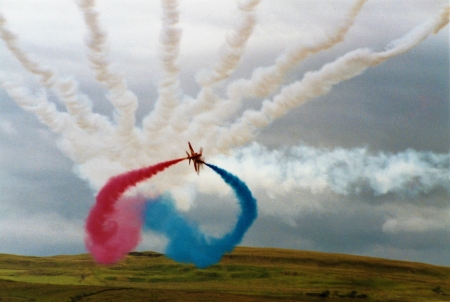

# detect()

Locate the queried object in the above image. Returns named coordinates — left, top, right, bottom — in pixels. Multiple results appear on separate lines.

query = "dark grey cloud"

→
left=175, top=174, right=450, bottom=266
left=242, top=193, right=450, bottom=266
left=0, top=94, right=94, bottom=220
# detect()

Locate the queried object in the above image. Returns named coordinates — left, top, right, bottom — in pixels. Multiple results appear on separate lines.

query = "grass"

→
left=0, top=247, right=449, bottom=301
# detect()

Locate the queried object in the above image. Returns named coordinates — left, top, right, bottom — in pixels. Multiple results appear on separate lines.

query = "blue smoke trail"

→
left=143, top=163, right=257, bottom=268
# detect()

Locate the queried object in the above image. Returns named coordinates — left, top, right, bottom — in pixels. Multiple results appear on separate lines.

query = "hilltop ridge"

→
left=0, top=247, right=449, bottom=301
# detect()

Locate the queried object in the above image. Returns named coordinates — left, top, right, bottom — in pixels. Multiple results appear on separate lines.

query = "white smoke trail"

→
left=0, top=78, right=113, bottom=165
left=0, top=1, right=448, bottom=200
left=167, top=0, right=262, bottom=144
left=76, top=0, right=139, bottom=137
left=0, top=13, right=110, bottom=135
left=209, top=143, right=450, bottom=198
left=216, top=2, right=449, bottom=150
left=181, top=0, right=367, bottom=142
left=226, top=0, right=367, bottom=101
left=143, top=0, right=183, bottom=135
left=0, top=79, right=72, bottom=134
left=196, top=0, right=261, bottom=87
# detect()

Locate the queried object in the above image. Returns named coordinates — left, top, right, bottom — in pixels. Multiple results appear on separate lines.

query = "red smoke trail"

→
left=85, top=158, right=185, bottom=264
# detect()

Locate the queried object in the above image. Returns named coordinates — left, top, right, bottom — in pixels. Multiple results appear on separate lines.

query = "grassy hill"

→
left=0, top=247, right=449, bottom=301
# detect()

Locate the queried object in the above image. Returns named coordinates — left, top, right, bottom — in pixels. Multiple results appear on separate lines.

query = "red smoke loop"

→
left=85, top=158, right=185, bottom=264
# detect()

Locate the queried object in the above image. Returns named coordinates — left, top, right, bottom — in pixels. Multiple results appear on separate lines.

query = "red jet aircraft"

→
left=185, top=142, right=205, bottom=174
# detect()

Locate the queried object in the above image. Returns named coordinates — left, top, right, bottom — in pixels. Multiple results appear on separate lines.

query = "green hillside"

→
left=0, top=247, right=449, bottom=301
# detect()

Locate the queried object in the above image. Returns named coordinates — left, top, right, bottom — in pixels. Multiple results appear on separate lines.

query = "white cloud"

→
left=212, top=144, right=450, bottom=198
left=382, top=205, right=450, bottom=233
left=0, top=118, right=16, bottom=135
left=0, top=213, right=84, bottom=255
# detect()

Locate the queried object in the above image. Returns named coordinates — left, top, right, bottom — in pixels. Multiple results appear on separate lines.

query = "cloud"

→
left=0, top=213, right=85, bottom=255
left=210, top=143, right=450, bottom=199
left=0, top=118, right=16, bottom=135
left=382, top=205, right=450, bottom=233
left=0, top=1, right=448, bottom=267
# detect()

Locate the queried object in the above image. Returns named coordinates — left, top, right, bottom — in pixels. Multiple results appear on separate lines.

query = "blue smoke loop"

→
left=143, top=163, right=258, bottom=268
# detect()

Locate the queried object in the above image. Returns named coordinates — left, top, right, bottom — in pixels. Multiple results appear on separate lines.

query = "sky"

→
left=0, top=0, right=449, bottom=266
